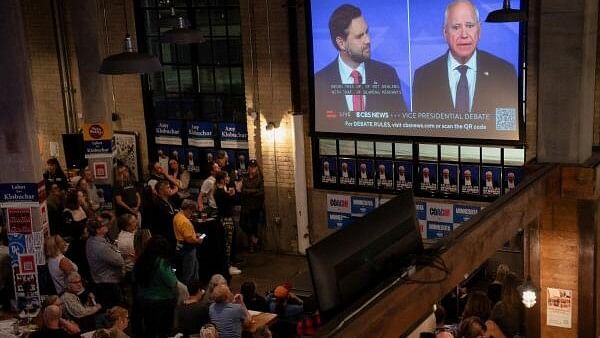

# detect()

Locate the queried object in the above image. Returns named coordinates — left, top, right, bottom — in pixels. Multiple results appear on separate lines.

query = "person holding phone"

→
left=173, top=199, right=204, bottom=286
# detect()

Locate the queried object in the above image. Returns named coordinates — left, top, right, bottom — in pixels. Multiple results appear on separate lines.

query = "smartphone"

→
left=199, top=233, right=207, bottom=239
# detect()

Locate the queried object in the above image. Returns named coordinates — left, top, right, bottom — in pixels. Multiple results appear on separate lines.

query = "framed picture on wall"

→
left=114, top=131, right=141, bottom=182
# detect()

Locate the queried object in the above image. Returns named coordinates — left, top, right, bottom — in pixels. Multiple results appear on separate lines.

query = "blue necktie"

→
left=455, top=65, right=469, bottom=112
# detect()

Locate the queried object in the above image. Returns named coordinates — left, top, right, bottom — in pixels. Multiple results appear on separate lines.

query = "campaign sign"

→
left=503, top=167, right=523, bottom=194
left=188, top=121, right=215, bottom=148
left=0, top=183, right=38, bottom=207
left=219, top=123, right=249, bottom=149
left=236, top=151, right=250, bottom=174
left=169, top=146, right=185, bottom=163
left=7, top=208, right=32, bottom=234
left=155, top=120, right=183, bottom=145
left=320, top=157, right=337, bottom=184
left=418, top=163, right=438, bottom=192
left=419, top=220, right=428, bottom=240
left=25, top=232, right=45, bottom=266
left=427, top=222, right=454, bottom=239
left=460, top=165, right=480, bottom=195
left=97, top=184, right=113, bottom=210
left=439, top=164, right=458, bottom=194
left=184, top=148, right=202, bottom=173
left=427, top=201, right=454, bottom=223
left=395, top=161, right=413, bottom=190
left=351, top=196, right=376, bottom=217
left=327, top=194, right=351, bottom=213
left=453, top=204, right=481, bottom=224
left=157, top=145, right=171, bottom=172
left=415, top=200, right=427, bottom=221
left=84, top=139, right=113, bottom=159
left=8, top=234, right=26, bottom=267
left=18, top=254, right=36, bottom=274
left=328, top=212, right=352, bottom=229
left=338, top=158, right=356, bottom=186
left=14, top=273, right=41, bottom=311
left=357, top=159, right=374, bottom=188
left=203, top=149, right=216, bottom=163
left=375, top=160, right=394, bottom=190
left=481, top=166, right=502, bottom=197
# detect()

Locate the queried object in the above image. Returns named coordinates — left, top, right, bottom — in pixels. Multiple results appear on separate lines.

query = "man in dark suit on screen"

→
left=315, top=4, right=407, bottom=124
left=412, top=0, right=517, bottom=114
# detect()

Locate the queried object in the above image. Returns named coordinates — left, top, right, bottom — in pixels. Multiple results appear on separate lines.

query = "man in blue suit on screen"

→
left=412, top=0, right=517, bottom=114
left=314, top=4, right=407, bottom=120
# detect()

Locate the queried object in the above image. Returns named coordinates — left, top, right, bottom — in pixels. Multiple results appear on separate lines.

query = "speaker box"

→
left=62, top=133, right=87, bottom=169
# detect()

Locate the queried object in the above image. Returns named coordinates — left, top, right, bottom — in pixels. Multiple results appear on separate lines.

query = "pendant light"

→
left=519, top=226, right=538, bottom=308
left=99, top=0, right=162, bottom=74
left=485, top=0, right=527, bottom=22
left=161, top=16, right=206, bottom=45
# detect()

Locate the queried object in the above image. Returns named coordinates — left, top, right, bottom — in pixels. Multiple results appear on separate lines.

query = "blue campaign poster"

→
left=481, top=166, right=502, bottom=196
left=439, top=163, right=459, bottom=194
left=188, top=121, right=215, bottom=148
left=351, top=196, right=376, bottom=217
left=503, top=167, right=523, bottom=194
left=460, top=164, right=480, bottom=195
left=375, top=160, right=394, bottom=190
left=155, top=120, right=183, bottom=145
left=453, top=204, right=481, bottom=224
left=219, top=123, right=249, bottom=149
left=357, top=159, right=374, bottom=187
left=8, top=234, right=26, bottom=267
left=338, top=158, right=356, bottom=186
left=395, top=161, right=413, bottom=190
left=320, top=156, right=337, bottom=184
left=418, top=162, right=438, bottom=192
left=0, top=183, right=38, bottom=207
left=328, top=212, right=352, bottom=229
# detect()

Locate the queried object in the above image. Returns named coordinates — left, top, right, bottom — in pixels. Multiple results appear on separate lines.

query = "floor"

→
left=229, top=251, right=309, bottom=296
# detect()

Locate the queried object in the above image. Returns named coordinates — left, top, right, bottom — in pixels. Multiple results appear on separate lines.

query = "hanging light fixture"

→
left=99, top=0, right=162, bottom=74
left=485, top=0, right=527, bottom=23
left=161, top=16, right=206, bottom=45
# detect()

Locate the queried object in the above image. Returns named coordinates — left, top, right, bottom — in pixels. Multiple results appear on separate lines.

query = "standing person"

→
left=44, top=158, right=69, bottom=192
left=74, top=178, right=96, bottom=216
left=412, top=0, right=517, bottom=114
left=154, top=180, right=177, bottom=248
left=133, top=236, right=178, bottom=338
left=61, top=190, right=88, bottom=241
left=240, top=160, right=264, bottom=252
left=173, top=199, right=204, bottom=286
left=45, top=235, right=78, bottom=294
left=314, top=4, right=408, bottom=131
left=114, top=165, right=142, bottom=223
left=86, top=219, right=125, bottom=309
left=47, top=183, right=66, bottom=236
left=214, top=172, right=241, bottom=276
left=209, top=284, right=250, bottom=338
left=198, top=162, right=220, bottom=213
left=81, top=167, right=102, bottom=212
left=168, top=158, right=191, bottom=206
left=117, top=214, right=137, bottom=274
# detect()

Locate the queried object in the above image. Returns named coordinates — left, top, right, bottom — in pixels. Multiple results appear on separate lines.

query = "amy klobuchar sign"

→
left=219, top=123, right=248, bottom=149
left=155, top=120, right=183, bottom=146
left=188, top=122, right=214, bottom=148
left=0, top=183, right=39, bottom=207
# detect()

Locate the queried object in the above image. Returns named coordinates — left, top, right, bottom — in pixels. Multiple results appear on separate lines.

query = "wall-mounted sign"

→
left=547, top=288, right=572, bottom=328
left=0, top=183, right=38, bottom=207
left=83, top=123, right=113, bottom=158
left=219, top=123, right=248, bottom=149
left=93, top=162, right=108, bottom=180
left=188, top=121, right=215, bottom=148
left=155, top=120, right=183, bottom=145
left=7, top=208, right=32, bottom=234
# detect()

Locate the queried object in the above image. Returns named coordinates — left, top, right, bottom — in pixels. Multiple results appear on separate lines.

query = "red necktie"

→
left=350, top=70, right=364, bottom=111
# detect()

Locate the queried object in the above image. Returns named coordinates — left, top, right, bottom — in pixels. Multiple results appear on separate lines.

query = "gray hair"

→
left=207, top=274, right=227, bottom=301
left=444, top=0, right=480, bottom=27
left=66, top=271, right=82, bottom=283
left=181, top=199, right=198, bottom=211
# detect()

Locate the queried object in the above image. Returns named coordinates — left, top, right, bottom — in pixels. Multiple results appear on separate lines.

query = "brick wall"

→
left=21, top=0, right=148, bottom=176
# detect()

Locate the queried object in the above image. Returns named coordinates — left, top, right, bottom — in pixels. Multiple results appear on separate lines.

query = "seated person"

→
left=209, top=284, right=250, bottom=338
left=105, top=306, right=131, bottom=338
left=266, top=285, right=304, bottom=320
left=240, top=281, right=268, bottom=312
left=175, top=280, right=209, bottom=336
left=30, top=304, right=81, bottom=338
left=61, top=271, right=102, bottom=331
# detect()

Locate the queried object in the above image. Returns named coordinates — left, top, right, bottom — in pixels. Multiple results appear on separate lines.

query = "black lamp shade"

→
left=99, top=35, right=162, bottom=74
left=99, top=52, right=162, bottom=74
left=161, top=28, right=206, bottom=44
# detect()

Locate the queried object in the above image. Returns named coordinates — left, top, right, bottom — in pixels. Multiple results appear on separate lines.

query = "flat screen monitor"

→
left=311, top=0, right=522, bottom=141
left=306, top=190, right=423, bottom=320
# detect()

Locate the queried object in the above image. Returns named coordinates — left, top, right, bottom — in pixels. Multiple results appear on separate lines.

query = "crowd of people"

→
left=33, top=150, right=302, bottom=338
left=423, top=264, right=525, bottom=338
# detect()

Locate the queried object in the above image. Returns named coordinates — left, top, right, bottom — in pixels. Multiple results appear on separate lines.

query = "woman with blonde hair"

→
left=106, top=306, right=130, bottom=338
left=45, top=234, right=78, bottom=294
left=199, top=323, right=219, bottom=338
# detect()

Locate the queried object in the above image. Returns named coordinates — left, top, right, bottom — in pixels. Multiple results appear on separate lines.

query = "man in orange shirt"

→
left=173, top=199, right=204, bottom=285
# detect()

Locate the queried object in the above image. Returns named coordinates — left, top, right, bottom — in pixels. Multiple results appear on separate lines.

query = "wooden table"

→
left=246, top=310, right=278, bottom=334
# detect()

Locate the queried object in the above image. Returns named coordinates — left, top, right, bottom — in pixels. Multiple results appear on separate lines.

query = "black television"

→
left=306, top=190, right=423, bottom=320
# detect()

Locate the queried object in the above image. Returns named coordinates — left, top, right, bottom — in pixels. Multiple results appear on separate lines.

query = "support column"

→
left=537, top=0, right=598, bottom=163
left=0, top=0, right=45, bottom=311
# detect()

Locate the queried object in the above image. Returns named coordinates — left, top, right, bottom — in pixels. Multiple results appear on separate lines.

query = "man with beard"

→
left=314, top=4, right=407, bottom=128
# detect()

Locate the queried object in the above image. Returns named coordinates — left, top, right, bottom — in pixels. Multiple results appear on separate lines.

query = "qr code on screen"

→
left=495, top=108, right=516, bottom=131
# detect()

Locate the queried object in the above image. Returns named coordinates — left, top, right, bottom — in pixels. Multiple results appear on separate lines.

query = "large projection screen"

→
left=311, top=0, right=522, bottom=141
